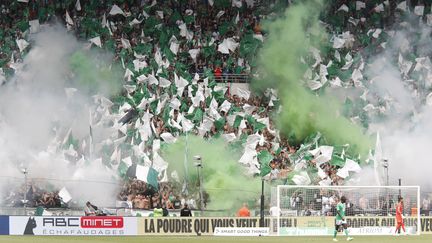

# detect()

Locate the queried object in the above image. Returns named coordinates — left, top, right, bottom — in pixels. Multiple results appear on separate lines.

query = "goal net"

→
left=271, top=185, right=420, bottom=236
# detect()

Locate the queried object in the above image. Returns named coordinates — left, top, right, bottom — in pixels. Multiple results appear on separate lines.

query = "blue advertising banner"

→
left=0, top=216, right=9, bottom=235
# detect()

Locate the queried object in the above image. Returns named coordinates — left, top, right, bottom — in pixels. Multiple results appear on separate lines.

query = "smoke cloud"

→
left=255, top=0, right=371, bottom=155
left=0, top=24, right=121, bottom=207
left=365, top=23, right=432, bottom=191
left=161, top=135, right=261, bottom=211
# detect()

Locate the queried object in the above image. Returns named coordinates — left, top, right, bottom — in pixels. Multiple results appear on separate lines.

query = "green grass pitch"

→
left=1, top=235, right=432, bottom=243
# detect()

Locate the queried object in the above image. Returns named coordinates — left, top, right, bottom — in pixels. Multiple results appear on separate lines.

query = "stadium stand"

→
left=1, top=0, right=432, bottom=215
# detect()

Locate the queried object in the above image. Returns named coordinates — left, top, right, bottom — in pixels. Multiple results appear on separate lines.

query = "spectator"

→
left=422, top=197, right=430, bottom=216
left=84, top=201, right=97, bottom=216
left=303, top=204, right=313, bottom=216
left=173, top=196, right=182, bottom=209
left=180, top=203, right=192, bottom=217
left=359, top=195, right=369, bottom=213
left=295, top=193, right=303, bottom=213
left=270, top=164, right=280, bottom=181
left=314, top=191, right=323, bottom=211
left=237, top=203, right=250, bottom=217
left=153, top=204, right=163, bottom=217
left=214, top=65, right=222, bottom=80
left=162, top=204, right=169, bottom=217
left=269, top=205, right=281, bottom=217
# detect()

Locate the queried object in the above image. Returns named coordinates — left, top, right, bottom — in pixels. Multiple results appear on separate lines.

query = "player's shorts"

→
left=335, top=219, right=347, bottom=226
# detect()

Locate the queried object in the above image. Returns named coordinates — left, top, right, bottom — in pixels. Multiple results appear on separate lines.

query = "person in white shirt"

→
left=269, top=206, right=281, bottom=217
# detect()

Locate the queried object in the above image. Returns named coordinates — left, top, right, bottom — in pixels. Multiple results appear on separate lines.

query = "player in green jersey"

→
left=333, top=196, right=353, bottom=242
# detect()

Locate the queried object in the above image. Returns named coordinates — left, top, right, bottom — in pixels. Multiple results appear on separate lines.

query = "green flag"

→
left=258, top=150, right=273, bottom=177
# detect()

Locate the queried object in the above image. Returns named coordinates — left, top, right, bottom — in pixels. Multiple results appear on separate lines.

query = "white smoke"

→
left=0, top=24, right=121, bottom=207
left=363, top=21, right=432, bottom=192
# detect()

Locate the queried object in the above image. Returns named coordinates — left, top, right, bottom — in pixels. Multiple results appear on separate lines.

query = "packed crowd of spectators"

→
left=2, top=182, right=62, bottom=208
left=0, top=0, right=266, bottom=79
left=2, top=0, right=432, bottom=211
left=118, top=179, right=198, bottom=210
left=0, top=0, right=283, bottom=209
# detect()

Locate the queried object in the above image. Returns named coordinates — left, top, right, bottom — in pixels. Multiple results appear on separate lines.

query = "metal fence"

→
left=198, top=73, right=251, bottom=83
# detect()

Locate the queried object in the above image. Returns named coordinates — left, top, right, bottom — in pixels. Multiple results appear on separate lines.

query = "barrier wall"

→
left=0, top=216, right=431, bottom=236
left=0, top=216, right=9, bottom=235
left=138, top=217, right=266, bottom=236
left=277, top=216, right=420, bottom=236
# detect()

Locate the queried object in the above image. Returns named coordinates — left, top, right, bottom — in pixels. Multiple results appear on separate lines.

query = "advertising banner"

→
left=9, top=216, right=137, bottom=236
left=0, top=216, right=9, bottom=235
left=3, top=216, right=432, bottom=236
left=138, top=217, right=268, bottom=236
left=279, top=216, right=421, bottom=236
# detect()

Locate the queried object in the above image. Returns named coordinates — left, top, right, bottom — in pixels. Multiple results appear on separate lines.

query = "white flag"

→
left=216, top=11, right=225, bottom=19
left=16, top=39, right=29, bottom=53
left=29, top=19, right=40, bottom=33
left=59, top=187, right=72, bottom=203
left=232, top=0, right=242, bottom=8
left=109, top=4, right=125, bottom=16
left=75, top=0, right=81, bottom=11
left=414, top=6, right=425, bottom=16
left=121, top=38, right=131, bottom=49
left=356, top=1, right=365, bottom=10
left=65, top=11, right=74, bottom=25
left=89, top=36, right=102, bottom=48
left=218, top=38, right=239, bottom=54
left=333, top=36, right=345, bottom=49
left=160, top=132, right=177, bottom=143
left=292, top=171, right=311, bottom=185
left=129, top=18, right=142, bottom=26
left=102, top=13, right=108, bottom=27
left=245, top=0, right=255, bottom=8
left=374, top=4, right=384, bottom=12
left=397, top=1, right=407, bottom=11
left=338, top=4, right=349, bottom=12
left=188, top=49, right=200, bottom=62
left=170, top=41, right=179, bottom=55
left=159, top=77, right=171, bottom=88
left=427, top=14, right=432, bottom=27
left=124, top=68, right=134, bottom=82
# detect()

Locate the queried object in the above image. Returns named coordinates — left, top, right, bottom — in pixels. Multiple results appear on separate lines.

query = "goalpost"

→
left=273, top=185, right=421, bottom=236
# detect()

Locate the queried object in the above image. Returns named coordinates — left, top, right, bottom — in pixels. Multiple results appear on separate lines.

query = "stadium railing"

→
left=197, top=73, right=251, bottom=83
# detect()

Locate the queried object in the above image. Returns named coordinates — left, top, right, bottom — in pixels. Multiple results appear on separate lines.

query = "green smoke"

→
left=161, top=135, right=260, bottom=211
left=69, top=50, right=122, bottom=96
left=256, top=0, right=371, bottom=155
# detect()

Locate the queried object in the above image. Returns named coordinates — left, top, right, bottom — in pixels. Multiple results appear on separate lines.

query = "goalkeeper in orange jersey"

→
left=395, top=197, right=406, bottom=235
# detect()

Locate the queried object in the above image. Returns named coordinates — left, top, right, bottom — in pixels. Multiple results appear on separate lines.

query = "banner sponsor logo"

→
left=9, top=216, right=136, bottom=236
left=42, top=217, right=80, bottom=227
left=214, top=227, right=269, bottom=236
left=81, top=217, right=123, bottom=228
